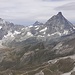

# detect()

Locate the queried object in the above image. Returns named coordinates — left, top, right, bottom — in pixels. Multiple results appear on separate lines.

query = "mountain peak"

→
left=33, top=21, right=43, bottom=26
left=56, top=12, right=63, bottom=18
left=45, top=12, right=64, bottom=25
left=45, top=12, right=74, bottom=35
left=57, top=12, right=62, bottom=15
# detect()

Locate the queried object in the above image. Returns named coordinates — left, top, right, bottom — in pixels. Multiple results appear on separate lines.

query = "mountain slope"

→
left=0, top=12, right=75, bottom=75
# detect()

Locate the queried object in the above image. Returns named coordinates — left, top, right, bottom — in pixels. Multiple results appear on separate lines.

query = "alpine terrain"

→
left=0, top=12, right=75, bottom=75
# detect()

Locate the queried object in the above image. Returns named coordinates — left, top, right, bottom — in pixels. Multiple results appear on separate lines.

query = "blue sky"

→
left=0, top=0, right=75, bottom=25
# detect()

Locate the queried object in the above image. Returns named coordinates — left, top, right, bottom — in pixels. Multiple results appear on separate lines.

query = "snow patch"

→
left=2, top=31, right=15, bottom=43
left=43, top=32, right=46, bottom=34
left=4, top=31, right=14, bottom=38
left=35, top=27, right=39, bottom=30
left=21, top=27, right=29, bottom=31
left=26, top=32, right=33, bottom=36
left=0, top=26, right=2, bottom=29
left=48, top=34, right=51, bottom=36
left=51, top=32, right=62, bottom=36
left=34, top=26, right=38, bottom=27
left=73, top=27, right=75, bottom=29
left=50, top=30, right=68, bottom=36
left=21, top=28, right=25, bottom=30
left=14, top=31, right=21, bottom=35
left=63, top=30, right=68, bottom=35
left=48, top=59, right=58, bottom=64
left=37, top=35, right=44, bottom=37
left=29, top=25, right=33, bottom=28
left=40, top=27, right=47, bottom=32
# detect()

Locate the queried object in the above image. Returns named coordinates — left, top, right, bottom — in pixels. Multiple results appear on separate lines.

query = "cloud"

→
left=56, top=2, right=75, bottom=10
left=0, top=0, right=74, bottom=25
left=42, top=0, right=65, bottom=1
left=55, top=2, right=75, bottom=24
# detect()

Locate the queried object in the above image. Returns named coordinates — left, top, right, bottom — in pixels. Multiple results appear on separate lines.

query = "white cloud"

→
left=56, top=2, right=75, bottom=10
left=55, top=1, right=75, bottom=24
left=0, top=0, right=75, bottom=25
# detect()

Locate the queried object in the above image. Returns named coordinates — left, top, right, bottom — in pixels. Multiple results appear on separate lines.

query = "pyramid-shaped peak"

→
left=45, top=12, right=73, bottom=27
left=45, top=12, right=64, bottom=24
left=57, top=12, right=62, bottom=15
left=57, top=12, right=63, bottom=17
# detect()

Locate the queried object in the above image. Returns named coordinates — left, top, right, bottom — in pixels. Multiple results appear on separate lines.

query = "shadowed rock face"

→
left=45, top=12, right=74, bottom=34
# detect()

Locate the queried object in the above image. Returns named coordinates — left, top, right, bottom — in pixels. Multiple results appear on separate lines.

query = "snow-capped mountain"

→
left=45, top=12, right=75, bottom=35
left=0, top=12, right=75, bottom=47
left=33, top=21, right=43, bottom=26
left=0, top=12, right=75, bottom=75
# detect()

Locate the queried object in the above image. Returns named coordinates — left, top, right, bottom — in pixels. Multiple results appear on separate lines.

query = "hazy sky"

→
left=0, top=0, right=75, bottom=25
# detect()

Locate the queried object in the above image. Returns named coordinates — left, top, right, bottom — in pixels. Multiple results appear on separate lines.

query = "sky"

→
left=0, top=0, right=75, bottom=25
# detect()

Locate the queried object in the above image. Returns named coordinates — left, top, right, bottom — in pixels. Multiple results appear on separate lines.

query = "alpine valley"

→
left=0, top=12, right=75, bottom=75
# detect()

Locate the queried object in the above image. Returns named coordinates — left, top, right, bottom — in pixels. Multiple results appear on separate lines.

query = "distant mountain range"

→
left=0, top=12, right=75, bottom=75
left=0, top=12, right=75, bottom=47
